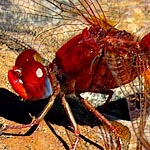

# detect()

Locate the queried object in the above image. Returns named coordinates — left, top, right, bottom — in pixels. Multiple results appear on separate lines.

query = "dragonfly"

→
left=0, top=0, right=150, bottom=149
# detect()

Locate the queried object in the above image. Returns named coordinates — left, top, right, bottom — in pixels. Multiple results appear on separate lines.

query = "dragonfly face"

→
left=8, top=49, right=53, bottom=101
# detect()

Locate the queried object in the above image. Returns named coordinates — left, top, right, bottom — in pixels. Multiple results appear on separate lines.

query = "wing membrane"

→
left=0, top=0, right=120, bottom=52
left=105, top=41, right=150, bottom=149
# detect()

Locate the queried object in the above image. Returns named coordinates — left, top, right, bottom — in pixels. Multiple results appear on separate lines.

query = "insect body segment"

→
left=8, top=50, right=53, bottom=101
left=55, top=25, right=143, bottom=94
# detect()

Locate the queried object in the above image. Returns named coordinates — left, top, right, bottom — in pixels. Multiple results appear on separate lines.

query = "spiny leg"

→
left=79, top=97, right=121, bottom=150
left=61, top=94, right=80, bottom=150
left=1, top=84, right=60, bottom=132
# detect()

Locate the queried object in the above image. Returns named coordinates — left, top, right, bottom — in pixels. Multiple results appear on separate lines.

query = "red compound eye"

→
left=15, top=49, right=38, bottom=68
left=8, top=50, right=52, bottom=100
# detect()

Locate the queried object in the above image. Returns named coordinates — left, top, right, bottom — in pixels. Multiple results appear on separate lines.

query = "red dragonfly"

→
left=0, top=0, right=150, bottom=149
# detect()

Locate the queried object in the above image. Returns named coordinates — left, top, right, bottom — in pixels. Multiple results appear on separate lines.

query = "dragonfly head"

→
left=8, top=49, right=53, bottom=101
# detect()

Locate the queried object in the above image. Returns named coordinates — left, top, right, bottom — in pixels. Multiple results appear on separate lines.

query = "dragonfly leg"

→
left=1, top=84, right=60, bottom=133
left=79, top=96, right=121, bottom=150
left=61, top=94, right=80, bottom=150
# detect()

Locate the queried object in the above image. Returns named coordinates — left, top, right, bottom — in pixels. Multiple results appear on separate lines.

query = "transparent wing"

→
left=0, top=0, right=120, bottom=53
left=105, top=40, right=150, bottom=149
